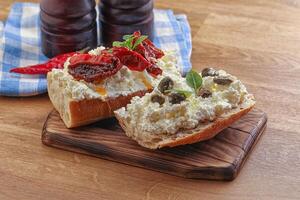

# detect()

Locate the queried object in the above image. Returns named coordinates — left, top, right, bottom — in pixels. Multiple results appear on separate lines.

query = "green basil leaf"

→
left=125, top=36, right=135, bottom=50
left=112, top=41, right=124, bottom=47
left=113, top=33, right=147, bottom=50
left=123, top=34, right=133, bottom=40
left=132, top=35, right=148, bottom=50
left=186, top=70, right=202, bottom=92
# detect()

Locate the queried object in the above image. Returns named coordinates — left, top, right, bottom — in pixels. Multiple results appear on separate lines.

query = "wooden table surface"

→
left=1, top=0, right=300, bottom=199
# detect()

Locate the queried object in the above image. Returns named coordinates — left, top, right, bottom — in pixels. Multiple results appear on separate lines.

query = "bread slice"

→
left=47, top=72, right=150, bottom=128
left=115, top=100, right=255, bottom=149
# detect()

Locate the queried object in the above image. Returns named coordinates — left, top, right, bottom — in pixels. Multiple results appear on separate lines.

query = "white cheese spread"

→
left=115, top=69, right=255, bottom=136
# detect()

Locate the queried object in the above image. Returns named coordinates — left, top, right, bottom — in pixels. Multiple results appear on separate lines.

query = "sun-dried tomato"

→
left=130, top=31, right=163, bottom=77
left=142, top=39, right=165, bottom=59
left=133, top=31, right=164, bottom=60
left=112, top=47, right=152, bottom=71
left=68, top=53, right=122, bottom=83
left=146, top=65, right=163, bottom=77
left=67, top=33, right=164, bottom=81
left=68, top=53, right=93, bottom=65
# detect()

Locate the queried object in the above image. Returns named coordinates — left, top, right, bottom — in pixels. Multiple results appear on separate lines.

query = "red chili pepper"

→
left=112, top=47, right=152, bottom=71
left=9, top=52, right=78, bottom=75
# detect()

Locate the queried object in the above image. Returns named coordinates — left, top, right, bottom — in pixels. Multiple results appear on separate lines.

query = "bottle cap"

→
left=101, top=0, right=150, bottom=10
left=99, top=0, right=153, bottom=25
left=40, top=0, right=96, bottom=18
left=100, top=14, right=154, bottom=47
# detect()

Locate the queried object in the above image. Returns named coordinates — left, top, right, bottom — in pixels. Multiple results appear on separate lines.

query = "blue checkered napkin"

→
left=0, top=3, right=48, bottom=96
left=0, top=3, right=192, bottom=97
left=153, top=10, right=192, bottom=75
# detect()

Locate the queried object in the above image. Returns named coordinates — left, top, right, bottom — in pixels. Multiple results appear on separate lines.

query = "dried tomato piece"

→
left=146, top=64, right=162, bottom=77
left=112, top=47, right=152, bottom=71
left=131, top=31, right=164, bottom=77
left=69, top=54, right=93, bottom=65
left=133, top=31, right=164, bottom=60
left=68, top=53, right=122, bottom=83
left=143, top=39, right=165, bottom=59
left=135, top=39, right=164, bottom=60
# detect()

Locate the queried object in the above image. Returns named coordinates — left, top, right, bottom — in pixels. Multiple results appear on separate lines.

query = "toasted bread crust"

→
left=67, top=91, right=149, bottom=128
left=47, top=72, right=150, bottom=128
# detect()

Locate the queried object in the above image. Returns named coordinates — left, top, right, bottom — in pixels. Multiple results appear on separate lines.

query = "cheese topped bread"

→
left=47, top=46, right=181, bottom=128
left=47, top=31, right=174, bottom=128
left=114, top=67, right=255, bottom=149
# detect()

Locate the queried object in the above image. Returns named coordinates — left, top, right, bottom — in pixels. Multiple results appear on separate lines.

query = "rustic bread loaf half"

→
left=115, top=100, right=254, bottom=149
left=46, top=48, right=178, bottom=128
left=47, top=72, right=150, bottom=128
left=46, top=47, right=156, bottom=128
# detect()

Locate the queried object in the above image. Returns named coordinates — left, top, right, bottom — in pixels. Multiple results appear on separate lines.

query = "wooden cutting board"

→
left=42, top=108, right=267, bottom=181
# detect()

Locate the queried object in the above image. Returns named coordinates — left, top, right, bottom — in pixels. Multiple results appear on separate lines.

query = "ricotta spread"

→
left=115, top=69, right=255, bottom=137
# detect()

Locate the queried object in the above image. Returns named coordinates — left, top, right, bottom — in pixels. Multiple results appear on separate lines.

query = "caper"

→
left=151, top=94, right=165, bottom=105
left=197, top=88, right=212, bottom=98
left=169, top=93, right=186, bottom=104
left=213, top=76, right=233, bottom=85
left=158, top=77, right=174, bottom=94
left=201, top=68, right=218, bottom=77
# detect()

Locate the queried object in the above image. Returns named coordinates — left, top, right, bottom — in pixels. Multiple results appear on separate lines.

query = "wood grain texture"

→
left=1, top=0, right=300, bottom=199
left=42, top=109, right=267, bottom=181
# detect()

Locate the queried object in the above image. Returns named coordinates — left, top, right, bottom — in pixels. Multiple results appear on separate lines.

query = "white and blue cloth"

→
left=0, top=3, right=192, bottom=96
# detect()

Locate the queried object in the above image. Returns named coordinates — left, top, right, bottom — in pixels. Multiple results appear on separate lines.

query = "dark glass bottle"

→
left=99, top=0, right=154, bottom=47
left=40, top=0, right=98, bottom=58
